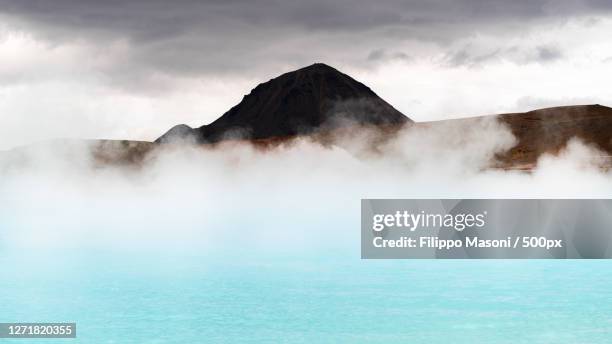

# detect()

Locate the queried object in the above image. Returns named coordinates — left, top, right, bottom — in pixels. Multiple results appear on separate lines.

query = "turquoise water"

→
left=1, top=248, right=611, bottom=343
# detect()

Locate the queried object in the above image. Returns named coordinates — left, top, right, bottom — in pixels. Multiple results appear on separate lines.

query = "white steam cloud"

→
left=1, top=120, right=611, bottom=255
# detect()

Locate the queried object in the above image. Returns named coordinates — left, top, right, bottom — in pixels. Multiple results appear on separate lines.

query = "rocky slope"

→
left=496, top=104, right=612, bottom=168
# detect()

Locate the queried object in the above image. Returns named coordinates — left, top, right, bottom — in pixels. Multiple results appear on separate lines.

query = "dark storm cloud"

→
left=0, top=0, right=544, bottom=35
left=0, top=0, right=609, bottom=88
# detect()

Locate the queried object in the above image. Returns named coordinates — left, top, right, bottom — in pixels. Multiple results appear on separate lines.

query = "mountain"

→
left=155, top=62, right=612, bottom=169
left=156, top=63, right=410, bottom=143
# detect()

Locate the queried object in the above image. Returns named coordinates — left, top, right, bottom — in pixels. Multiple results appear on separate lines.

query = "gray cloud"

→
left=443, top=48, right=501, bottom=68
left=443, top=44, right=564, bottom=68
left=367, top=49, right=413, bottom=64
left=0, top=0, right=609, bottom=90
left=536, top=45, right=563, bottom=62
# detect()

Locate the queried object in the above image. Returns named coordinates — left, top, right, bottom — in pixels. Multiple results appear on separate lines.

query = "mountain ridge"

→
left=4, top=64, right=612, bottom=171
left=156, top=63, right=410, bottom=143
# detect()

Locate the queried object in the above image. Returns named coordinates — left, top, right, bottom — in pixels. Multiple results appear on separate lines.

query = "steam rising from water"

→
left=1, top=118, right=611, bottom=254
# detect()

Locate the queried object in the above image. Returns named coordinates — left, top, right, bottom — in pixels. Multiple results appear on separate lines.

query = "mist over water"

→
left=1, top=119, right=612, bottom=342
left=1, top=118, right=611, bottom=253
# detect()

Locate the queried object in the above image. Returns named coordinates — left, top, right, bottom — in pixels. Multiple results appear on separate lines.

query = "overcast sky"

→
left=1, top=0, right=612, bottom=149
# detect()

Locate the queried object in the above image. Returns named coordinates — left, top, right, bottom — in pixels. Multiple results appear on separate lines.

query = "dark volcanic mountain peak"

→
left=157, top=63, right=410, bottom=143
